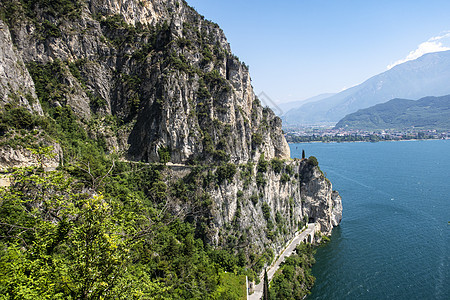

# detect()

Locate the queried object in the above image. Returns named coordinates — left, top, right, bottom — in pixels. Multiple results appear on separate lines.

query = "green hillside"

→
left=334, top=95, right=450, bottom=130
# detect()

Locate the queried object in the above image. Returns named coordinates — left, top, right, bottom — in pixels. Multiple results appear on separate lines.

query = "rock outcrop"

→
left=203, top=158, right=342, bottom=254
left=0, top=20, right=42, bottom=114
left=299, top=161, right=342, bottom=234
left=0, top=144, right=61, bottom=172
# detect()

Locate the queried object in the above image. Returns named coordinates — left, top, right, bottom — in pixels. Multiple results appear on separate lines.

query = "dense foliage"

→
left=307, top=156, right=319, bottom=167
left=0, top=57, right=250, bottom=298
left=0, top=150, right=249, bottom=299
left=269, top=243, right=316, bottom=299
left=0, top=104, right=48, bottom=136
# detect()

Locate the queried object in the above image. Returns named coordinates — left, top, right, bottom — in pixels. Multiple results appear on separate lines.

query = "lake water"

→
left=290, top=140, right=450, bottom=300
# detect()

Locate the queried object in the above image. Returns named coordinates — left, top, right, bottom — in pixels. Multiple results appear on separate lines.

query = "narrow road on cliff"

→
left=249, top=223, right=316, bottom=300
left=121, top=160, right=190, bottom=168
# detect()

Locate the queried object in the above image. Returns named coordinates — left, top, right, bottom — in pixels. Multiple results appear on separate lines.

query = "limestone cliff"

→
left=201, top=158, right=342, bottom=254
left=0, top=0, right=341, bottom=260
left=1, top=0, right=289, bottom=164
left=299, top=160, right=342, bottom=233
left=0, top=20, right=42, bottom=114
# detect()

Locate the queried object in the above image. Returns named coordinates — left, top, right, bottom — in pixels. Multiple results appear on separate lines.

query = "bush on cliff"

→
left=307, top=156, right=319, bottom=167
left=216, top=163, right=237, bottom=184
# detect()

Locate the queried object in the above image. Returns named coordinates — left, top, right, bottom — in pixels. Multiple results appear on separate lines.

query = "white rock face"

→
left=3, top=0, right=289, bottom=164
left=194, top=159, right=342, bottom=256
left=0, top=144, right=61, bottom=172
left=89, top=0, right=168, bottom=26
left=0, top=174, right=11, bottom=187
left=299, top=160, right=342, bottom=235
left=0, top=21, right=42, bottom=115
left=331, top=190, right=343, bottom=227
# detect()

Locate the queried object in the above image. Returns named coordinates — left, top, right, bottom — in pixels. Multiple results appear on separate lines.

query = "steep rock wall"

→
left=299, top=161, right=342, bottom=234
left=166, top=158, right=342, bottom=257
left=0, top=20, right=42, bottom=114
left=1, top=0, right=289, bottom=164
left=0, top=144, right=62, bottom=172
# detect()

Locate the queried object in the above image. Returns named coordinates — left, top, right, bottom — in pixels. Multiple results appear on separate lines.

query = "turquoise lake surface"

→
left=290, top=140, right=449, bottom=300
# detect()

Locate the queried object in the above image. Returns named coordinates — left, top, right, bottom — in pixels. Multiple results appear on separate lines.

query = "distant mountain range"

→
left=276, top=93, right=335, bottom=115
left=334, top=95, right=450, bottom=130
left=282, top=50, right=450, bottom=126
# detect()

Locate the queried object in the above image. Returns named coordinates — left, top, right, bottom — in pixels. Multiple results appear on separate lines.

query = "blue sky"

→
left=186, top=0, right=450, bottom=104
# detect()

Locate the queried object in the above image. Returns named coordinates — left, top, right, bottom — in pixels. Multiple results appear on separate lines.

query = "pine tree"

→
left=302, top=149, right=306, bottom=159
left=263, top=268, right=270, bottom=300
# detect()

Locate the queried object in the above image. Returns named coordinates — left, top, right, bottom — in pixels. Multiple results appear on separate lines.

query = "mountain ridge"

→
left=283, top=50, right=450, bottom=125
left=334, top=94, right=450, bottom=130
left=277, top=93, right=335, bottom=117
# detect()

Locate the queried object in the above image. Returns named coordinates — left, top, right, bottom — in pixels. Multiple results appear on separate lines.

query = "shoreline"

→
left=287, top=137, right=448, bottom=144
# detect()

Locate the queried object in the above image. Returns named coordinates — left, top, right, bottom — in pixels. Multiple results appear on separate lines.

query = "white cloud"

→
left=387, top=32, right=450, bottom=69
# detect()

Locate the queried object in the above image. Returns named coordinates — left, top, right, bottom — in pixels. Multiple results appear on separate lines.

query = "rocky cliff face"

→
left=0, top=143, right=61, bottom=172
left=203, top=158, right=342, bottom=254
left=0, top=20, right=42, bottom=114
left=299, top=161, right=342, bottom=233
left=163, top=156, right=342, bottom=257
left=0, top=0, right=341, bottom=258
left=1, top=0, right=289, bottom=164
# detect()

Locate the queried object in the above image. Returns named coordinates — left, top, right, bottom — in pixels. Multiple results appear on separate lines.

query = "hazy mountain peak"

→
left=283, top=50, right=450, bottom=126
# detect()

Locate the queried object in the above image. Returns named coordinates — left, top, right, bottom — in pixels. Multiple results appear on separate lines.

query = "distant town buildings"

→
left=285, top=127, right=450, bottom=143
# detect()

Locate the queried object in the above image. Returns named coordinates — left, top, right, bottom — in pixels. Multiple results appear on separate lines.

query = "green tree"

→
left=270, top=158, right=283, bottom=174
left=257, top=153, right=268, bottom=173
left=307, top=156, right=318, bottom=167
left=302, top=149, right=305, bottom=159
left=0, top=150, right=171, bottom=299
left=263, top=268, right=270, bottom=300
left=262, top=202, right=271, bottom=221
left=216, top=163, right=237, bottom=184
left=0, top=165, right=137, bottom=299
left=280, top=173, right=290, bottom=184
left=158, top=146, right=171, bottom=164
left=269, top=243, right=316, bottom=299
